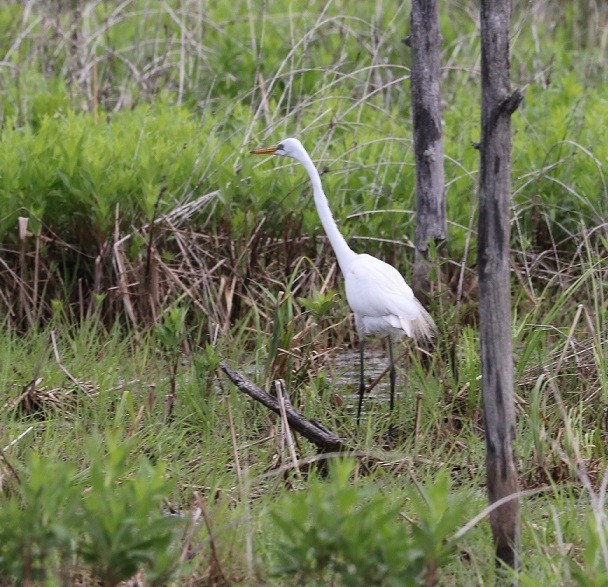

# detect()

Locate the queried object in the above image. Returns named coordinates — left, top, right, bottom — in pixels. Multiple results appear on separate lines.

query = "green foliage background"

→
left=0, top=0, right=606, bottom=585
left=0, top=1, right=605, bottom=258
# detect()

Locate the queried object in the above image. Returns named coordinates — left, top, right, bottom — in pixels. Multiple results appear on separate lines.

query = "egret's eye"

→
left=277, top=143, right=284, bottom=151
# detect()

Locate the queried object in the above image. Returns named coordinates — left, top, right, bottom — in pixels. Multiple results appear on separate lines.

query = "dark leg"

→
left=356, top=337, right=365, bottom=426
left=388, top=337, right=397, bottom=439
left=388, top=337, right=396, bottom=414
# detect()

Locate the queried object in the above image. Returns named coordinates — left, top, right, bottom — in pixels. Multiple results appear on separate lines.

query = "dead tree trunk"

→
left=478, top=0, right=523, bottom=571
left=407, top=0, right=446, bottom=300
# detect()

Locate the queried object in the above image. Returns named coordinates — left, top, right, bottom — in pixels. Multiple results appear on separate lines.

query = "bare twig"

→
left=275, top=380, right=302, bottom=480
left=50, top=330, right=89, bottom=395
left=179, top=500, right=202, bottom=565
left=414, top=391, right=423, bottom=443
left=112, top=206, right=140, bottom=334
left=226, top=399, right=243, bottom=489
left=2, top=426, right=34, bottom=453
left=194, top=492, right=229, bottom=585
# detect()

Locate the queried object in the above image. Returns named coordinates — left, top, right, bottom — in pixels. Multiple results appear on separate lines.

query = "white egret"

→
left=251, top=138, right=435, bottom=425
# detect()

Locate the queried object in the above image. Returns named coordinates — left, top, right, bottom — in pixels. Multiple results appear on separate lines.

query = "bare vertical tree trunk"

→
left=408, top=0, right=446, bottom=300
left=478, top=0, right=523, bottom=570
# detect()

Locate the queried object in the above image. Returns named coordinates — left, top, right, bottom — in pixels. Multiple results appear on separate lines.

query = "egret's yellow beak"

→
left=250, top=145, right=278, bottom=155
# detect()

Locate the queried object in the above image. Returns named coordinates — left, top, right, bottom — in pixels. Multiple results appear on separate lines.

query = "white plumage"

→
left=252, top=137, right=436, bottom=423
left=344, top=253, right=435, bottom=341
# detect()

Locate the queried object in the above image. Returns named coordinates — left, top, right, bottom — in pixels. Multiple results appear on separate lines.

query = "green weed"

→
left=0, top=436, right=181, bottom=585
left=269, top=460, right=469, bottom=586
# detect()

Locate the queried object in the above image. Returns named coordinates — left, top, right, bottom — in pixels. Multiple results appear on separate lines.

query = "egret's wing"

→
left=344, top=254, right=418, bottom=319
left=344, top=254, right=436, bottom=340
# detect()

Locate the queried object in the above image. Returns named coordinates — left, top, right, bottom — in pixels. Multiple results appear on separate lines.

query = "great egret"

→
left=251, top=137, right=436, bottom=425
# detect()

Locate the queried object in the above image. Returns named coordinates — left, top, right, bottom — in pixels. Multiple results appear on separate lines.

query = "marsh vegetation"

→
left=0, top=0, right=606, bottom=584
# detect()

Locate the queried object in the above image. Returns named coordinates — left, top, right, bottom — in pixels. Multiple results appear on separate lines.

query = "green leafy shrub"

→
left=270, top=460, right=469, bottom=586
left=0, top=454, right=79, bottom=584
left=0, top=100, right=208, bottom=246
left=0, top=436, right=181, bottom=586
left=79, top=435, right=181, bottom=585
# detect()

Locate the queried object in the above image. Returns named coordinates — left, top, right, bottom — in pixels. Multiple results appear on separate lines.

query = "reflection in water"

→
left=331, top=345, right=404, bottom=417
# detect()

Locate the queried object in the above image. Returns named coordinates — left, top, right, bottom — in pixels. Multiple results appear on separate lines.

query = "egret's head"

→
left=251, top=137, right=305, bottom=161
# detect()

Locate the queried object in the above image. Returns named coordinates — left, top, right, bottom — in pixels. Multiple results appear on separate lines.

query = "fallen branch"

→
left=219, top=362, right=346, bottom=452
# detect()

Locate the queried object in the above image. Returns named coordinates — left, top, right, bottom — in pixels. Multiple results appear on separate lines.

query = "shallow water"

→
left=331, top=346, right=402, bottom=417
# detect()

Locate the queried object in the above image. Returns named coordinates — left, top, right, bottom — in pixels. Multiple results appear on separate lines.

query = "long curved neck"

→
left=298, top=152, right=356, bottom=271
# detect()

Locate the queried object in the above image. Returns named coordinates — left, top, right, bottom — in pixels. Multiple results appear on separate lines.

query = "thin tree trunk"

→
left=478, top=0, right=523, bottom=571
left=408, top=0, right=446, bottom=300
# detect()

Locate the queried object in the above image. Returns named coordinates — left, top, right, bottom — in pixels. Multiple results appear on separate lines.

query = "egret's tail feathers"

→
left=410, top=300, right=437, bottom=343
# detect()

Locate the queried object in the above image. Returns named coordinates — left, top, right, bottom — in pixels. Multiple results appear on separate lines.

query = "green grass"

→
left=1, top=232, right=606, bottom=583
left=0, top=0, right=607, bottom=584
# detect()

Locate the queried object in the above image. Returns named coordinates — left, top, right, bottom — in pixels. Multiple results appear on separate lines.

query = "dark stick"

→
left=144, top=184, right=167, bottom=281
left=356, top=338, right=366, bottom=426
left=219, top=362, right=346, bottom=452
left=388, top=337, right=396, bottom=415
left=388, top=337, right=397, bottom=439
